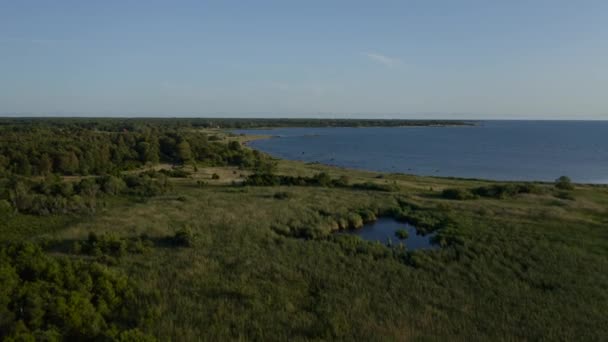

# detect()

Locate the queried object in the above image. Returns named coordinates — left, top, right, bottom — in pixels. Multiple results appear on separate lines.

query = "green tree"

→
left=555, top=176, right=574, bottom=190
left=14, top=153, right=32, bottom=176
left=137, top=141, right=159, bottom=164
left=101, top=176, right=127, bottom=195
left=177, top=140, right=192, bottom=163
left=58, top=151, right=80, bottom=175
left=228, top=140, right=241, bottom=151
left=37, top=154, right=53, bottom=175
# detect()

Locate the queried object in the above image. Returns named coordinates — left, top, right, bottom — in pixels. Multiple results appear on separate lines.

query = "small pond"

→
left=341, top=218, right=437, bottom=251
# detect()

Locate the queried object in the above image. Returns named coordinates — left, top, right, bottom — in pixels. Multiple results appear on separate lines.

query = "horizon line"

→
left=1, top=115, right=607, bottom=122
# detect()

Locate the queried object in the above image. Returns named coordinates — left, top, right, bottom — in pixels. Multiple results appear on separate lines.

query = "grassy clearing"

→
left=2, top=157, right=608, bottom=340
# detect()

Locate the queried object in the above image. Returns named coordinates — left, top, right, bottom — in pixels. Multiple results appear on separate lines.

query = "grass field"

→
left=2, top=141, right=608, bottom=340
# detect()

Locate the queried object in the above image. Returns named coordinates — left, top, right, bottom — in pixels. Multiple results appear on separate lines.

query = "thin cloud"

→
left=0, top=38, right=70, bottom=46
left=363, top=52, right=401, bottom=67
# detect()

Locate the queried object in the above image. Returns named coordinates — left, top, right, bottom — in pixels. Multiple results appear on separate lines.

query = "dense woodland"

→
left=0, top=119, right=277, bottom=220
left=0, top=122, right=274, bottom=177
left=1, top=118, right=606, bottom=340
left=0, top=243, right=157, bottom=341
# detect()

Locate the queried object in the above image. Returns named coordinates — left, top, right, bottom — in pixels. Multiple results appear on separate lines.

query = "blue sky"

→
left=1, top=0, right=607, bottom=119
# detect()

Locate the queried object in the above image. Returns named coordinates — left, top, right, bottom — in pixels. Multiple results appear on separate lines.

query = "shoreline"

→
left=235, top=129, right=607, bottom=187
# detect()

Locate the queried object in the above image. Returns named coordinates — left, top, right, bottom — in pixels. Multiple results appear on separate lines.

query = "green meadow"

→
left=1, top=121, right=607, bottom=341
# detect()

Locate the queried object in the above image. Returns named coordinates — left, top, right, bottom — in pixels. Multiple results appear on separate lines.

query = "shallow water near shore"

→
left=236, top=120, right=608, bottom=183
left=340, top=218, right=437, bottom=250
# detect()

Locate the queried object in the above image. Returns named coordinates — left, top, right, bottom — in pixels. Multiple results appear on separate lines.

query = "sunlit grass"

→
left=3, top=158, right=608, bottom=340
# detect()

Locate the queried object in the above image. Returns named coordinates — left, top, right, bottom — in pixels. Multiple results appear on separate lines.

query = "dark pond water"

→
left=341, top=218, right=437, bottom=250
left=236, top=121, right=608, bottom=183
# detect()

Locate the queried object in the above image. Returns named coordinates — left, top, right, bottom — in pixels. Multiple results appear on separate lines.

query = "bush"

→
left=312, top=172, right=332, bottom=187
left=0, top=199, right=12, bottom=215
left=334, top=175, right=350, bottom=187
left=555, top=191, right=575, bottom=201
left=352, top=182, right=399, bottom=192
left=273, top=192, right=289, bottom=199
left=122, top=174, right=170, bottom=197
left=100, top=175, right=126, bottom=195
left=77, top=233, right=151, bottom=257
left=211, top=173, right=220, bottom=180
left=80, top=232, right=126, bottom=257
left=159, top=168, right=191, bottom=178
left=443, top=183, right=546, bottom=200
left=442, top=188, right=476, bottom=200
left=471, top=184, right=520, bottom=199
left=555, top=176, right=574, bottom=190
left=243, top=173, right=398, bottom=192
left=172, top=227, right=196, bottom=247
left=346, top=213, right=364, bottom=229
left=358, top=209, right=377, bottom=223
left=395, top=229, right=409, bottom=239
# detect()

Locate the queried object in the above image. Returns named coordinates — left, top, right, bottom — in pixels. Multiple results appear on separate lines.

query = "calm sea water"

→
left=236, top=121, right=608, bottom=184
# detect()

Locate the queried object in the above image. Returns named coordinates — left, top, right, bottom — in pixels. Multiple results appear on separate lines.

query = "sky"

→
left=1, top=0, right=607, bottom=119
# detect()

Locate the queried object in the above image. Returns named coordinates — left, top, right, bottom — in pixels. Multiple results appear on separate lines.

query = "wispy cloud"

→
left=0, top=37, right=70, bottom=46
left=363, top=52, right=402, bottom=67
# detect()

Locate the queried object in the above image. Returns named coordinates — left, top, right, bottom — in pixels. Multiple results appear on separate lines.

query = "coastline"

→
left=234, top=128, right=607, bottom=186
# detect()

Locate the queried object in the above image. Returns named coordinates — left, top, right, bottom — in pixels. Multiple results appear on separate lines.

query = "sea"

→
left=236, top=121, right=608, bottom=184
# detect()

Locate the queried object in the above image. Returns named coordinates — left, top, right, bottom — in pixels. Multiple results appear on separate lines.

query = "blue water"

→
left=236, top=121, right=608, bottom=183
left=341, top=218, right=436, bottom=250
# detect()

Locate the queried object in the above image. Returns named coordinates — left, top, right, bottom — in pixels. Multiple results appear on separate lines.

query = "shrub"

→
left=312, top=172, right=332, bottom=187
left=517, top=183, right=545, bottom=194
left=352, top=182, right=398, bottom=192
left=462, top=183, right=545, bottom=200
left=122, top=174, right=170, bottom=197
left=172, top=227, right=196, bottom=247
left=347, top=213, right=364, bottom=229
left=471, top=184, right=519, bottom=199
left=100, top=175, right=126, bottom=195
left=442, top=188, right=476, bottom=200
left=80, top=232, right=127, bottom=257
left=273, top=192, right=289, bottom=199
left=0, top=199, right=12, bottom=215
left=358, top=209, right=377, bottom=223
left=334, top=175, right=350, bottom=187
left=211, top=173, right=220, bottom=180
left=555, top=191, right=575, bottom=201
left=76, top=233, right=151, bottom=257
left=555, top=176, right=574, bottom=190
left=395, top=229, right=409, bottom=239
left=337, top=217, right=349, bottom=230
left=159, top=168, right=191, bottom=178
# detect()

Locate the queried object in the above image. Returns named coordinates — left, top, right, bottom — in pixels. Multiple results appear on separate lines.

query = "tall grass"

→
left=2, top=160, right=607, bottom=340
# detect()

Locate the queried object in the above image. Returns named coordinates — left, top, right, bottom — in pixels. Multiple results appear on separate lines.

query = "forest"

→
left=0, top=118, right=607, bottom=341
left=0, top=120, right=275, bottom=176
left=0, top=117, right=472, bottom=130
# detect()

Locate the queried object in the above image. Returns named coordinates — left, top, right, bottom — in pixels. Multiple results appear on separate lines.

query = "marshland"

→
left=1, top=118, right=607, bottom=340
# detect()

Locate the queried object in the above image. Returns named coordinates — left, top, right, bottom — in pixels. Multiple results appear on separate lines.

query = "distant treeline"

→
left=0, top=117, right=473, bottom=130
left=0, top=120, right=275, bottom=176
